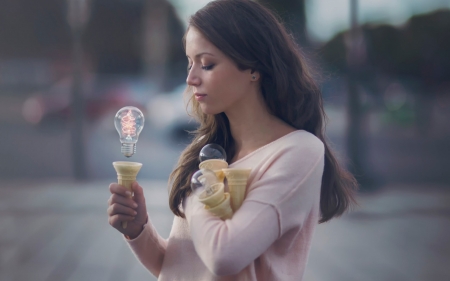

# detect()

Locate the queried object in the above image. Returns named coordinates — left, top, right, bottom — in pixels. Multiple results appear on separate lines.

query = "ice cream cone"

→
left=199, top=159, right=228, bottom=170
left=113, top=161, right=143, bottom=229
left=198, top=183, right=233, bottom=220
left=198, top=183, right=225, bottom=206
left=205, top=193, right=233, bottom=220
left=199, top=159, right=228, bottom=183
left=222, top=168, right=251, bottom=212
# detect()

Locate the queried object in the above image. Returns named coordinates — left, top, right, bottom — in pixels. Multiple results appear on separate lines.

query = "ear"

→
left=250, top=69, right=260, bottom=81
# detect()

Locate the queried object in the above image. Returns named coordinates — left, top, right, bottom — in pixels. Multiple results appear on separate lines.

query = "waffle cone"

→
left=222, top=169, right=251, bottom=212
left=198, top=183, right=225, bottom=207
left=199, top=160, right=228, bottom=183
left=215, top=170, right=225, bottom=183
left=199, top=159, right=228, bottom=170
left=228, top=184, right=247, bottom=212
left=205, top=193, right=233, bottom=220
left=113, top=161, right=143, bottom=228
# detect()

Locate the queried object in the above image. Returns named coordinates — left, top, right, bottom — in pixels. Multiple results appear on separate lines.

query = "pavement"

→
left=0, top=180, right=449, bottom=281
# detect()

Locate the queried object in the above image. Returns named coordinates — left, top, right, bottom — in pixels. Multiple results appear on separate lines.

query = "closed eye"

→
left=202, top=64, right=215, bottom=70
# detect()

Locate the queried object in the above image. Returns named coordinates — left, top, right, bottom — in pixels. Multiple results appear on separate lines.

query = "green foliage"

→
left=319, top=9, right=450, bottom=87
left=381, top=104, right=415, bottom=127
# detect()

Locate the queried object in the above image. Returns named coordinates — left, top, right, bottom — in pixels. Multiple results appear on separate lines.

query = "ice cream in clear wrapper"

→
left=191, top=169, right=233, bottom=219
left=112, top=161, right=142, bottom=228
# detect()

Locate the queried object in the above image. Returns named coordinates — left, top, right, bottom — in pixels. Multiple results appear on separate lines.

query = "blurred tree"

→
left=256, top=0, right=308, bottom=47
left=320, top=10, right=450, bottom=87
left=319, top=9, right=450, bottom=135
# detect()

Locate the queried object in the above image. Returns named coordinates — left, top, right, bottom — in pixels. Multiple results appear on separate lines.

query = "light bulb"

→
left=114, top=106, right=145, bottom=157
left=191, top=169, right=220, bottom=197
left=199, top=144, right=227, bottom=162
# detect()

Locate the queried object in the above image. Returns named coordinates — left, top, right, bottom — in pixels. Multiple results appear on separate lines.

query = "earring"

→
left=252, top=75, right=256, bottom=80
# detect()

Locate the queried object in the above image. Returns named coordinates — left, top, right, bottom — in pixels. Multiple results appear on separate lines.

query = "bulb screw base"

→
left=121, top=143, right=136, bottom=157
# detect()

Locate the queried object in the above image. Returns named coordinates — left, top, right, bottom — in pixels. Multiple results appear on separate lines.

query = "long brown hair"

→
left=169, top=0, right=357, bottom=223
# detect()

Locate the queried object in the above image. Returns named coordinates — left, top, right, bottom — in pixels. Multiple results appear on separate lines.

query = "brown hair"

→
left=169, top=0, right=357, bottom=223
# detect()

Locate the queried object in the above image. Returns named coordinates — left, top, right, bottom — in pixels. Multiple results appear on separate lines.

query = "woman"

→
left=107, top=0, right=357, bottom=280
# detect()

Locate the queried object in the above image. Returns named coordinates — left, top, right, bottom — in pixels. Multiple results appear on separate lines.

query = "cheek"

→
left=209, top=70, right=246, bottom=97
left=209, top=70, right=229, bottom=87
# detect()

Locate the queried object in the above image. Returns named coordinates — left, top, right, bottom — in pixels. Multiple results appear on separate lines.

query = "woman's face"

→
left=185, top=27, right=255, bottom=115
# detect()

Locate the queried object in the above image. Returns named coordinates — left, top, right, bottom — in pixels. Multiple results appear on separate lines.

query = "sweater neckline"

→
left=228, top=130, right=304, bottom=167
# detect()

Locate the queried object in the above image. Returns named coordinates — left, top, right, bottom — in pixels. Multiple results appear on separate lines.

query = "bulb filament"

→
left=121, top=110, right=137, bottom=137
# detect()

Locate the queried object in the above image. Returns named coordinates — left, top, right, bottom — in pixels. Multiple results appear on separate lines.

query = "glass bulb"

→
left=191, top=169, right=220, bottom=197
left=199, top=144, right=227, bottom=162
left=114, top=106, right=145, bottom=157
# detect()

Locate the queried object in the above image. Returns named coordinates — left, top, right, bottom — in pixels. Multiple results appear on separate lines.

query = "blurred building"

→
left=0, top=0, right=187, bottom=93
left=0, top=0, right=72, bottom=91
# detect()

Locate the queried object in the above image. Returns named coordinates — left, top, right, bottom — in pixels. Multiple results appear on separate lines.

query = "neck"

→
left=224, top=89, right=295, bottom=159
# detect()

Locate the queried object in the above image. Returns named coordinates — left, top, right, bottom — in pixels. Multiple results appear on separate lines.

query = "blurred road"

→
left=0, top=180, right=449, bottom=281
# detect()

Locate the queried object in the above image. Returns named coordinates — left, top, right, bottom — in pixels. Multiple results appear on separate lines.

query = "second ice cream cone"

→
left=199, top=159, right=228, bottom=183
left=113, top=161, right=143, bottom=229
left=198, top=183, right=233, bottom=220
left=222, top=168, right=251, bottom=212
left=198, top=183, right=225, bottom=206
left=205, top=193, right=233, bottom=219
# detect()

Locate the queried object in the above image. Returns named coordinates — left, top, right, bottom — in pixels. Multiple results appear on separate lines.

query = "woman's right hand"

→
left=107, top=181, right=148, bottom=239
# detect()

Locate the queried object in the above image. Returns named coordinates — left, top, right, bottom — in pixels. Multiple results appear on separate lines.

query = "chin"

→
left=200, top=104, right=222, bottom=115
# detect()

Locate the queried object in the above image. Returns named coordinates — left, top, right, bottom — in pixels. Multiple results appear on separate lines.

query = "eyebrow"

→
left=186, top=52, right=215, bottom=59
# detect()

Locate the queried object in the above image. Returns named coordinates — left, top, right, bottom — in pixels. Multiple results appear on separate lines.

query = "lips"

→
left=194, top=93, right=207, bottom=101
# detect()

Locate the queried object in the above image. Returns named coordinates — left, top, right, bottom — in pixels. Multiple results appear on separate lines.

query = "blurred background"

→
left=0, top=0, right=449, bottom=280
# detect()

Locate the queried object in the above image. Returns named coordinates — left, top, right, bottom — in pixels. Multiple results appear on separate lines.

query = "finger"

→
left=131, top=182, right=148, bottom=224
left=108, top=194, right=138, bottom=209
left=109, top=183, right=132, bottom=197
left=109, top=214, right=136, bottom=228
left=131, top=181, right=146, bottom=206
left=107, top=203, right=138, bottom=217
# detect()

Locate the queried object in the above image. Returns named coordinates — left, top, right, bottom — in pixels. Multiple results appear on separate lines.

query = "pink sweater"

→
left=126, top=130, right=325, bottom=280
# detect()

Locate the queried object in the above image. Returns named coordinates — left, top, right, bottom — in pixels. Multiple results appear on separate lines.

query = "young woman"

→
left=107, top=0, right=357, bottom=280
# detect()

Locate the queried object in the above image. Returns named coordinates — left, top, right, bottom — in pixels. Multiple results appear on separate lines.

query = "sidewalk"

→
left=0, top=180, right=449, bottom=281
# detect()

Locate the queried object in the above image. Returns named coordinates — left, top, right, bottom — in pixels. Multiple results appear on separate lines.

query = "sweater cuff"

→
left=124, top=215, right=149, bottom=242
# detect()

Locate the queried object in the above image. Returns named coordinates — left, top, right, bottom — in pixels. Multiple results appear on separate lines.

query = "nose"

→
left=186, top=67, right=201, bottom=87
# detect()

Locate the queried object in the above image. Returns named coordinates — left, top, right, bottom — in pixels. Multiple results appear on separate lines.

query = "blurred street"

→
left=0, top=180, right=449, bottom=281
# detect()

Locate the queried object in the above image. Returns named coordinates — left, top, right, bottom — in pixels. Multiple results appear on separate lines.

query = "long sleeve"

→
left=125, top=215, right=168, bottom=277
left=184, top=136, right=325, bottom=277
left=185, top=197, right=280, bottom=276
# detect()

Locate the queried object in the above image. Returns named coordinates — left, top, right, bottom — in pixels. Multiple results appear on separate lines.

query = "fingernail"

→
left=125, top=191, right=132, bottom=197
left=133, top=211, right=137, bottom=215
left=133, top=203, right=138, bottom=208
